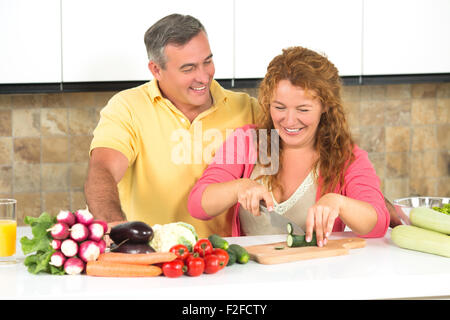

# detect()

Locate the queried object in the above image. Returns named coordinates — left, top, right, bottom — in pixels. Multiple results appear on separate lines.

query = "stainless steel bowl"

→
left=393, top=196, right=450, bottom=225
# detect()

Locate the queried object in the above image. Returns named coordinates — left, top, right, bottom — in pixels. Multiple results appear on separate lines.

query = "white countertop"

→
left=1, top=227, right=450, bottom=300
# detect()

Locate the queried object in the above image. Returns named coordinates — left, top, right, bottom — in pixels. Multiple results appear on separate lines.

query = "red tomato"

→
left=169, top=244, right=190, bottom=261
left=204, top=254, right=223, bottom=274
left=193, top=239, right=213, bottom=257
left=186, top=256, right=205, bottom=277
left=212, top=248, right=229, bottom=268
left=162, top=259, right=186, bottom=278
left=185, top=252, right=200, bottom=263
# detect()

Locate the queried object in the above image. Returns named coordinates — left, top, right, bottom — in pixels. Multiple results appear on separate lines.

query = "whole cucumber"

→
left=109, top=221, right=154, bottom=244
left=391, top=225, right=450, bottom=258
left=410, top=207, right=450, bottom=234
left=226, top=249, right=236, bottom=266
left=208, top=234, right=229, bottom=250
left=228, top=244, right=249, bottom=264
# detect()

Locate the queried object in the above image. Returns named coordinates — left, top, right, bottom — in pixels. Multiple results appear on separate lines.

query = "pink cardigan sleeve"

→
left=187, top=125, right=256, bottom=221
left=339, top=145, right=390, bottom=238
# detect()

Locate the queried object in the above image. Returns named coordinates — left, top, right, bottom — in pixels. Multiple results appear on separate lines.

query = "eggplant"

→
left=110, top=242, right=155, bottom=254
left=109, top=221, right=153, bottom=244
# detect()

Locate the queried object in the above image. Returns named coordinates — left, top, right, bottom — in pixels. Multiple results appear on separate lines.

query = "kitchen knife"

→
left=259, top=205, right=305, bottom=235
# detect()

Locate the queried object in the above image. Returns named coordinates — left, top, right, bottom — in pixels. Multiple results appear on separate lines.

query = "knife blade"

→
left=259, top=205, right=305, bottom=235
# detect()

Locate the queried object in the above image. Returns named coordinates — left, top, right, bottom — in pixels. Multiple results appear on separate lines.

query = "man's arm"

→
left=84, top=147, right=129, bottom=223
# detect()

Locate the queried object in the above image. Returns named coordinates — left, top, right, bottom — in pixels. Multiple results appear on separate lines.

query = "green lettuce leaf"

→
left=20, top=235, right=51, bottom=255
left=24, top=249, right=52, bottom=274
left=21, top=212, right=64, bottom=275
left=20, top=212, right=55, bottom=255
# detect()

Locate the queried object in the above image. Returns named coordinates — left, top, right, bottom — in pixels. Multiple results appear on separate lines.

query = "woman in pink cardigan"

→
left=188, top=47, right=390, bottom=246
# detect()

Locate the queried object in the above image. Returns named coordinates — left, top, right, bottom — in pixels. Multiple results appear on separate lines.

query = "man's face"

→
left=150, top=31, right=215, bottom=111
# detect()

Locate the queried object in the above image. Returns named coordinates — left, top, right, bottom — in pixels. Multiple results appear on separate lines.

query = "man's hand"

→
left=103, top=220, right=127, bottom=247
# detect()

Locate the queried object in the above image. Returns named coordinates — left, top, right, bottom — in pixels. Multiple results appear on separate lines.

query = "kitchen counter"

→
left=1, top=227, right=450, bottom=300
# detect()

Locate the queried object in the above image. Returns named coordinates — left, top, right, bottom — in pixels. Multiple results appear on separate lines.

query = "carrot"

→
left=97, top=251, right=177, bottom=265
left=86, top=260, right=162, bottom=277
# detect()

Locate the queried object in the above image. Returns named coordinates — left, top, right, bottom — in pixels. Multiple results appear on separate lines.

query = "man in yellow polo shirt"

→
left=84, top=14, right=260, bottom=237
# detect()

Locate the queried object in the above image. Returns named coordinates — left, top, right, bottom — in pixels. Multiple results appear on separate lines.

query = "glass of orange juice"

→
left=0, top=199, right=17, bottom=265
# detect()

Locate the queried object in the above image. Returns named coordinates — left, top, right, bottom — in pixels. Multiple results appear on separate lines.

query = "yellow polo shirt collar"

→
left=147, top=79, right=227, bottom=107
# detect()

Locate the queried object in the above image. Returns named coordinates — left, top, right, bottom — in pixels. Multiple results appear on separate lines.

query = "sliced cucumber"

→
left=391, top=225, right=450, bottom=258
left=286, top=233, right=317, bottom=247
left=286, top=223, right=294, bottom=235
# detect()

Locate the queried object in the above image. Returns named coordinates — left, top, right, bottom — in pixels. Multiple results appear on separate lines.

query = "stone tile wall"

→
left=0, top=92, right=112, bottom=224
left=0, top=82, right=449, bottom=224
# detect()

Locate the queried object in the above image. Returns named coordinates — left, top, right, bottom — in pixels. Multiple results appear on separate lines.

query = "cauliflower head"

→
left=149, top=222, right=198, bottom=252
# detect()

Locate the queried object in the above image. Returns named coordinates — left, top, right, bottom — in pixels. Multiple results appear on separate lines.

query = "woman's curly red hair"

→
left=257, top=46, right=355, bottom=196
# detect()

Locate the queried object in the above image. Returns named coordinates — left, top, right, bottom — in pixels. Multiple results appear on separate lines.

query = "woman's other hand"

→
left=236, top=178, right=274, bottom=216
left=305, top=193, right=342, bottom=247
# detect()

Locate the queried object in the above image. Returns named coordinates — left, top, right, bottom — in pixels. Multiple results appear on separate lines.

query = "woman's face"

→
left=269, top=79, right=324, bottom=149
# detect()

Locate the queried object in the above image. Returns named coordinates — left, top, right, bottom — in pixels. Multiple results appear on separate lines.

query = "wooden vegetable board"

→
left=245, top=238, right=366, bottom=264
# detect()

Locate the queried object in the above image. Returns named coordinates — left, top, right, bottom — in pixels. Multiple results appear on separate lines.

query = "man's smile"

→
left=190, top=85, right=208, bottom=92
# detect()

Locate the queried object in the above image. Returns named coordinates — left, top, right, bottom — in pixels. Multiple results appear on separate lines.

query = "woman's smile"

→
left=282, top=126, right=304, bottom=135
left=270, top=80, right=323, bottom=149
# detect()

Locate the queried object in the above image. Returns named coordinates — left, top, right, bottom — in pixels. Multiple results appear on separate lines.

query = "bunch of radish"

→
left=47, top=208, right=108, bottom=275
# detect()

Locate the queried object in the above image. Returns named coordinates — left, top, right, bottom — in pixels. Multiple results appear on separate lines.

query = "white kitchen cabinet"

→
left=2, top=0, right=449, bottom=86
left=0, top=0, right=61, bottom=83
left=61, top=0, right=234, bottom=82
left=234, top=0, right=363, bottom=78
left=363, top=0, right=450, bottom=75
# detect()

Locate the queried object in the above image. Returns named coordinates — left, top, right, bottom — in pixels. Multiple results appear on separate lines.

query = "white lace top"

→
left=239, top=164, right=317, bottom=236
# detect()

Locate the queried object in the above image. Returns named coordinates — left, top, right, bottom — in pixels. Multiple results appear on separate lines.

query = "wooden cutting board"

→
left=245, top=237, right=366, bottom=264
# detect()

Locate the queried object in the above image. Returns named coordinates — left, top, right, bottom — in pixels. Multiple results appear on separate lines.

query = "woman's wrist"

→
left=326, top=193, right=378, bottom=235
left=319, top=193, right=345, bottom=211
left=234, top=178, right=251, bottom=200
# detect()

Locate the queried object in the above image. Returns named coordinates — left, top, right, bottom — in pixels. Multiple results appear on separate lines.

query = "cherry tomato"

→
left=204, top=254, right=224, bottom=274
left=193, top=239, right=213, bottom=257
left=212, top=248, right=229, bottom=269
left=185, top=256, right=205, bottom=277
left=169, top=244, right=190, bottom=261
left=162, top=259, right=186, bottom=278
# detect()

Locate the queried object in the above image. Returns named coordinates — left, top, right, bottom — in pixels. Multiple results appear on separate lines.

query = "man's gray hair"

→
left=144, top=14, right=206, bottom=69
